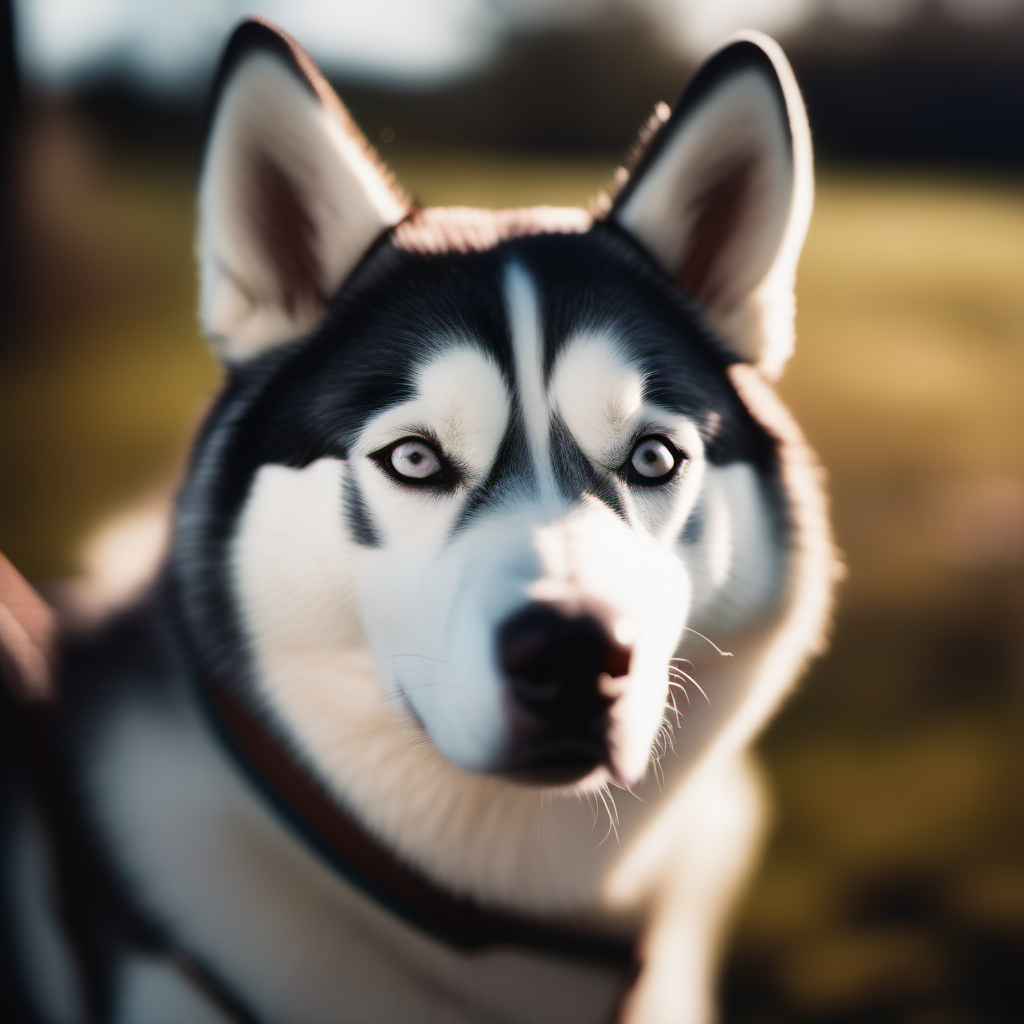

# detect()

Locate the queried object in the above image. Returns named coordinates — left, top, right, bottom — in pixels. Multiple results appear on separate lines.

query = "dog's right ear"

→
left=198, top=19, right=409, bottom=364
left=607, top=33, right=812, bottom=380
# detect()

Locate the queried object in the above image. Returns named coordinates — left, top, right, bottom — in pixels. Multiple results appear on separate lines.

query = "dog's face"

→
left=349, top=253, right=702, bottom=786
left=176, top=24, right=812, bottom=791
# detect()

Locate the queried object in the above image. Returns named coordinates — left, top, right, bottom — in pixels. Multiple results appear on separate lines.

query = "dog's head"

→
left=175, top=20, right=813, bottom=792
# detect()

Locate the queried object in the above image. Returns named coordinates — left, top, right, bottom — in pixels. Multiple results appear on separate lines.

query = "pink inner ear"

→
left=676, top=154, right=756, bottom=308
left=250, top=148, right=328, bottom=316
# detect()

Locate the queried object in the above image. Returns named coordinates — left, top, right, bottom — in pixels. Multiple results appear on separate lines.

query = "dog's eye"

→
left=369, top=436, right=461, bottom=491
left=628, top=436, right=682, bottom=484
left=389, top=439, right=442, bottom=480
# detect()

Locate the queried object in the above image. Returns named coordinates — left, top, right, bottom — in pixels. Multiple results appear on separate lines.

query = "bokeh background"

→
left=1, top=1, right=1023, bottom=1020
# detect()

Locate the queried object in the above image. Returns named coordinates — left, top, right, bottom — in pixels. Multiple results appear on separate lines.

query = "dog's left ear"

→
left=608, top=32, right=812, bottom=380
left=198, top=19, right=409, bottom=364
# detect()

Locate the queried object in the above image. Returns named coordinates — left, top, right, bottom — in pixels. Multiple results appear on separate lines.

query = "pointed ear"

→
left=198, top=19, right=409, bottom=364
left=608, top=32, right=812, bottom=379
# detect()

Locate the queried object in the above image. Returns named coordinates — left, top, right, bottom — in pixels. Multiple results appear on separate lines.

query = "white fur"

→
left=87, top=674, right=631, bottom=1024
left=686, top=463, right=782, bottom=640
left=548, top=334, right=645, bottom=470
left=506, top=262, right=557, bottom=498
left=549, top=332, right=708, bottom=544
left=616, top=755, right=766, bottom=1024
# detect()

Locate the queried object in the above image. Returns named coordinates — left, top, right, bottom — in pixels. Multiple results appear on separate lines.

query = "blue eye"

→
left=370, top=436, right=460, bottom=492
left=390, top=440, right=441, bottom=480
left=629, top=437, right=681, bottom=483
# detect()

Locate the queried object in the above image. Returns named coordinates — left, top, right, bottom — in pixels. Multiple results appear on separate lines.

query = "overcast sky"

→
left=14, top=0, right=1023, bottom=92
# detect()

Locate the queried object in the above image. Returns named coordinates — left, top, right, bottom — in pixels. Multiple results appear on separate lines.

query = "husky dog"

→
left=0, top=18, right=834, bottom=1024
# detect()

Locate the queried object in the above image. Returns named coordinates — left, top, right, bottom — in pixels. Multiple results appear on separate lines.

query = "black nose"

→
left=498, top=602, right=632, bottom=730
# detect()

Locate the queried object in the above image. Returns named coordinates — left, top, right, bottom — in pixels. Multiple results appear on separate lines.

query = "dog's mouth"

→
left=498, top=723, right=611, bottom=786
left=398, top=676, right=611, bottom=785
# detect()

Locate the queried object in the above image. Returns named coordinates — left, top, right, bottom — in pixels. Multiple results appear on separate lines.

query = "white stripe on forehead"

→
left=504, top=262, right=556, bottom=499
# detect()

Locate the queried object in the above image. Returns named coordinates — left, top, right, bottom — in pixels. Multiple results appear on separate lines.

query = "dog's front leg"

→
left=617, top=755, right=765, bottom=1024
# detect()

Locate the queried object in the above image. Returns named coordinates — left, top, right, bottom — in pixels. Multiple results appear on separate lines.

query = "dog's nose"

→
left=498, top=602, right=632, bottom=728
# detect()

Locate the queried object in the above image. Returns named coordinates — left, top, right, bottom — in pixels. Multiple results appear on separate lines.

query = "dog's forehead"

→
left=340, top=244, right=662, bottom=449
left=329, top=220, right=737, bottom=420
left=241, top=217, right=765, bottom=475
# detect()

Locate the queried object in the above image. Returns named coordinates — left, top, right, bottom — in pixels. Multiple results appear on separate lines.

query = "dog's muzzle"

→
left=496, top=600, right=632, bottom=785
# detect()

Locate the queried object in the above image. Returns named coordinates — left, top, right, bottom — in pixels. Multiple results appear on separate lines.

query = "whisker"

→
left=373, top=679, right=445, bottom=717
left=654, top=717, right=676, bottom=754
left=667, top=673, right=693, bottom=702
left=666, top=690, right=683, bottom=727
left=604, top=783, right=620, bottom=826
left=391, top=653, right=449, bottom=665
left=668, top=678, right=691, bottom=705
left=689, top=678, right=711, bottom=704
left=669, top=665, right=711, bottom=705
left=587, top=791, right=600, bottom=842
left=649, top=728, right=667, bottom=790
left=596, top=787, right=619, bottom=844
left=681, top=628, right=733, bottom=657
left=653, top=755, right=665, bottom=790
left=616, top=779, right=644, bottom=803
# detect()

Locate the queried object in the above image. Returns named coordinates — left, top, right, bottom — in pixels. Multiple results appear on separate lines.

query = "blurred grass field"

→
left=1, top=109, right=1023, bottom=1022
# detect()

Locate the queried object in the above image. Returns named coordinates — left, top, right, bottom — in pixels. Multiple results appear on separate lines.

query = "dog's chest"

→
left=86, top=682, right=633, bottom=1024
